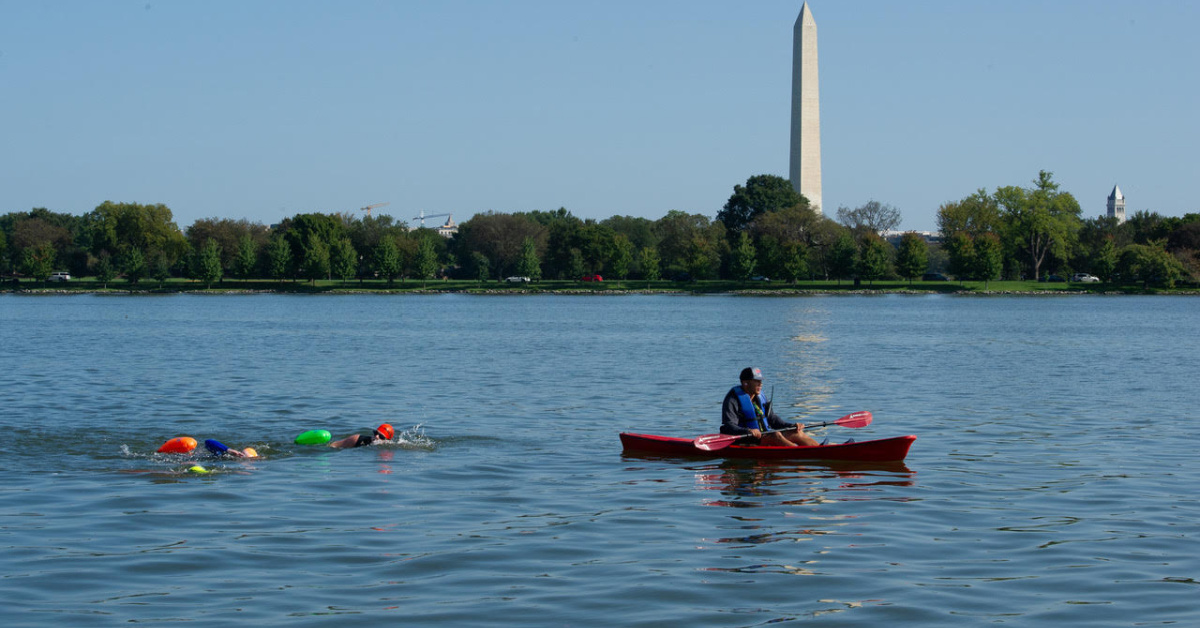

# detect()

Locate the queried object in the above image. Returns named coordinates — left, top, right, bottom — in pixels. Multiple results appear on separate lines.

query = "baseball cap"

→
left=739, top=367, right=763, bottom=381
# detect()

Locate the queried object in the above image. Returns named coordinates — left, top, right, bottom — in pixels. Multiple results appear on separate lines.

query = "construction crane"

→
left=413, top=210, right=452, bottom=226
left=360, top=202, right=390, bottom=217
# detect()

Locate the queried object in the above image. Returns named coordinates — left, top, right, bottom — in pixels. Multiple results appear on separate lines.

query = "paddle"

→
left=693, top=410, right=872, bottom=451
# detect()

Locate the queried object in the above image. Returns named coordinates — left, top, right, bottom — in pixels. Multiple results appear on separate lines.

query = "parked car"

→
left=48, top=272, right=71, bottom=282
left=1071, top=273, right=1100, bottom=283
left=580, top=274, right=603, bottom=282
left=922, top=273, right=949, bottom=281
left=750, top=275, right=771, bottom=282
left=504, top=276, right=531, bottom=283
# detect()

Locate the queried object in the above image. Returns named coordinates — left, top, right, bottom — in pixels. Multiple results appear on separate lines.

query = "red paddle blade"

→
left=833, top=410, right=872, bottom=429
left=693, top=433, right=742, bottom=451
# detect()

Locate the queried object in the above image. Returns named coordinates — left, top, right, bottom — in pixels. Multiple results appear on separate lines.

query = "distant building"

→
left=881, top=230, right=941, bottom=246
left=433, top=215, right=458, bottom=238
left=1107, top=185, right=1126, bottom=224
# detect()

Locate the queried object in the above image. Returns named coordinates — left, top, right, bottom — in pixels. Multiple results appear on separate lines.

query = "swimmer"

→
left=329, top=423, right=394, bottom=449
left=204, top=439, right=259, bottom=458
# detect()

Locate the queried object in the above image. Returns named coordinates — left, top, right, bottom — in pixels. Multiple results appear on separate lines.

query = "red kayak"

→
left=619, top=432, right=916, bottom=462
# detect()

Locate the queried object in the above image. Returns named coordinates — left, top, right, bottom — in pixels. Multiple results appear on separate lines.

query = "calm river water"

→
left=2, top=293, right=1198, bottom=626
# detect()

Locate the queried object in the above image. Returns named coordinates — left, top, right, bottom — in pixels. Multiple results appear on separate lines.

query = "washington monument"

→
left=789, top=2, right=822, bottom=214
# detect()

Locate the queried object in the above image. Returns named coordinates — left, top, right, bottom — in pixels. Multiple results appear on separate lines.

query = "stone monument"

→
left=789, top=2, right=822, bottom=213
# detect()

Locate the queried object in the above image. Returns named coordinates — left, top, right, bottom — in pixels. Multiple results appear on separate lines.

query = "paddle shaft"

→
left=693, top=410, right=872, bottom=451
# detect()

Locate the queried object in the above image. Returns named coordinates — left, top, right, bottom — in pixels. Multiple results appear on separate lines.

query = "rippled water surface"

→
left=2, top=293, right=1198, bottom=626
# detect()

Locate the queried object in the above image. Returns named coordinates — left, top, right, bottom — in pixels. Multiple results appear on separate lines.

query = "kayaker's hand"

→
left=748, top=428, right=762, bottom=438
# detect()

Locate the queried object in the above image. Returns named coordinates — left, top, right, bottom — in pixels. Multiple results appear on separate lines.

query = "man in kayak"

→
left=721, top=367, right=819, bottom=447
left=329, top=423, right=395, bottom=449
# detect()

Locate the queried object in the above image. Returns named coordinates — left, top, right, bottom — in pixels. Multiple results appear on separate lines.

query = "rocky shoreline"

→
left=5, top=286, right=1197, bottom=297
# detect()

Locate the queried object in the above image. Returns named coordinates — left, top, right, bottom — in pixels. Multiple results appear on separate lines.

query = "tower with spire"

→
left=1107, top=185, right=1126, bottom=224
left=789, top=2, right=822, bottom=214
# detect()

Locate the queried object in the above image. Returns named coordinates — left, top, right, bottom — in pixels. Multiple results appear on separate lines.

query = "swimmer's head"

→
left=375, top=424, right=395, bottom=441
left=242, top=448, right=258, bottom=458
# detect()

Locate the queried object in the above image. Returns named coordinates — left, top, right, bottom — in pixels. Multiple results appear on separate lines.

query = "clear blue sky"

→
left=2, top=0, right=1197, bottom=232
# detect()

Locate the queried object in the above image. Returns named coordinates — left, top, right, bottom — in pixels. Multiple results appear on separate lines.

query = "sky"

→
left=2, top=0, right=1197, bottom=232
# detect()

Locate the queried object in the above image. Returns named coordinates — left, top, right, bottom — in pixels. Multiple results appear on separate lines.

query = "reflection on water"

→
left=698, top=458, right=915, bottom=505
left=782, top=303, right=839, bottom=418
left=692, top=458, right=916, bottom=557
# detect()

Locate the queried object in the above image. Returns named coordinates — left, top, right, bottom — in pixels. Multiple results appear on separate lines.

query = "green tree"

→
left=754, top=235, right=784, bottom=280
left=122, top=247, right=146, bottom=285
left=1093, top=238, right=1117, bottom=282
left=945, top=233, right=976, bottom=282
left=516, top=236, right=542, bottom=281
left=609, top=234, right=633, bottom=282
left=639, top=246, right=661, bottom=281
left=576, top=222, right=617, bottom=274
left=685, top=234, right=722, bottom=280
left=781, top=241, right=809, bottom=283
left=718, top=174, right=806, bottom=234
left=21, top=242, right=55, bottom=283
left=186, top=217, right=268, bottom=273
left=656, top=210, right=725, bottom=278
left=1124, top=210, right=1176, bottom=245
left=331, top=237, right=358, bottom=284
left=471, top=251, right=491, bottom=283
left=527, top=209, right=582, bottom=279
left=895, top=232, right=929, bottom=285
left=278, top=213, right=345, bottom=271
left=196, top=238, right=223, bottom=288
left=937, top=190, right=1002, bottom=238
left=996, top=171, right=1082, bottom=281
left=374, top=237, right=401, bottom=286
left=454, top=211, right=543, bottom=279
left=151, top=250, right=172, bottom=287
left=730, top=231, right=757, bottom=281
left=95, top=253, right=117, bottom=288
left=973, top=233, right=1004, bottom=289
left=856, top=234, right=892, bottom=286
left=83, top=202, right=187, bottom=273
left=266, top=234, right=292, bottom=283
left=750, top=204, right=840, bottom=279
left=301, top=232, right=330, bottom=284
left=601, top=215, right=659, bottom=253
left=567, top=248, right=585, bottom=280
left=1117, top=242, right=1184, bottom=288
left=828, top=232, right=857, bottom=284
left=232, top=234, right=259, bottom=279
left=12, top=216, right=74, bottom=276
left=414, top=236, right=439, bottom=285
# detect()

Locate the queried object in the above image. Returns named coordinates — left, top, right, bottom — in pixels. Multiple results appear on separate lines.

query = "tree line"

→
left=2, top=171, right=1197, bottom=288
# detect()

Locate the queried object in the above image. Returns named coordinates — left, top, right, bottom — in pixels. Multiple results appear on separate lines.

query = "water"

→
left=1, top=293, right=1198, bottom=626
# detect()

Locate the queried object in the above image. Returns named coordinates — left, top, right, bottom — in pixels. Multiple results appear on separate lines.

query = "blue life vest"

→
left=731, top=386, right=768, bottom=431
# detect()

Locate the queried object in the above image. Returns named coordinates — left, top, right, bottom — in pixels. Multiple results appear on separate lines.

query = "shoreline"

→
left=5, top=286, right=1198, bottom=297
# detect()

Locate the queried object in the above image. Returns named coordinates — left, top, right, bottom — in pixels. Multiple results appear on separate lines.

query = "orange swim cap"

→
left=376, top=424, right=395, bottom=440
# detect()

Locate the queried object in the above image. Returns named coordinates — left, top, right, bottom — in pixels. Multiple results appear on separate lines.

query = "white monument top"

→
left=1109, top=185, right=1123, bottom=200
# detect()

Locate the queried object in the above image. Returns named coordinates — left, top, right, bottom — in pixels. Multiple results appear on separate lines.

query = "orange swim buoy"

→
left=158, top=436, right=198, bottom=454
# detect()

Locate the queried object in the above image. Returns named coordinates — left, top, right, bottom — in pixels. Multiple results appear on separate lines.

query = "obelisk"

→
left=789, top=2, right=822, bottom=213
